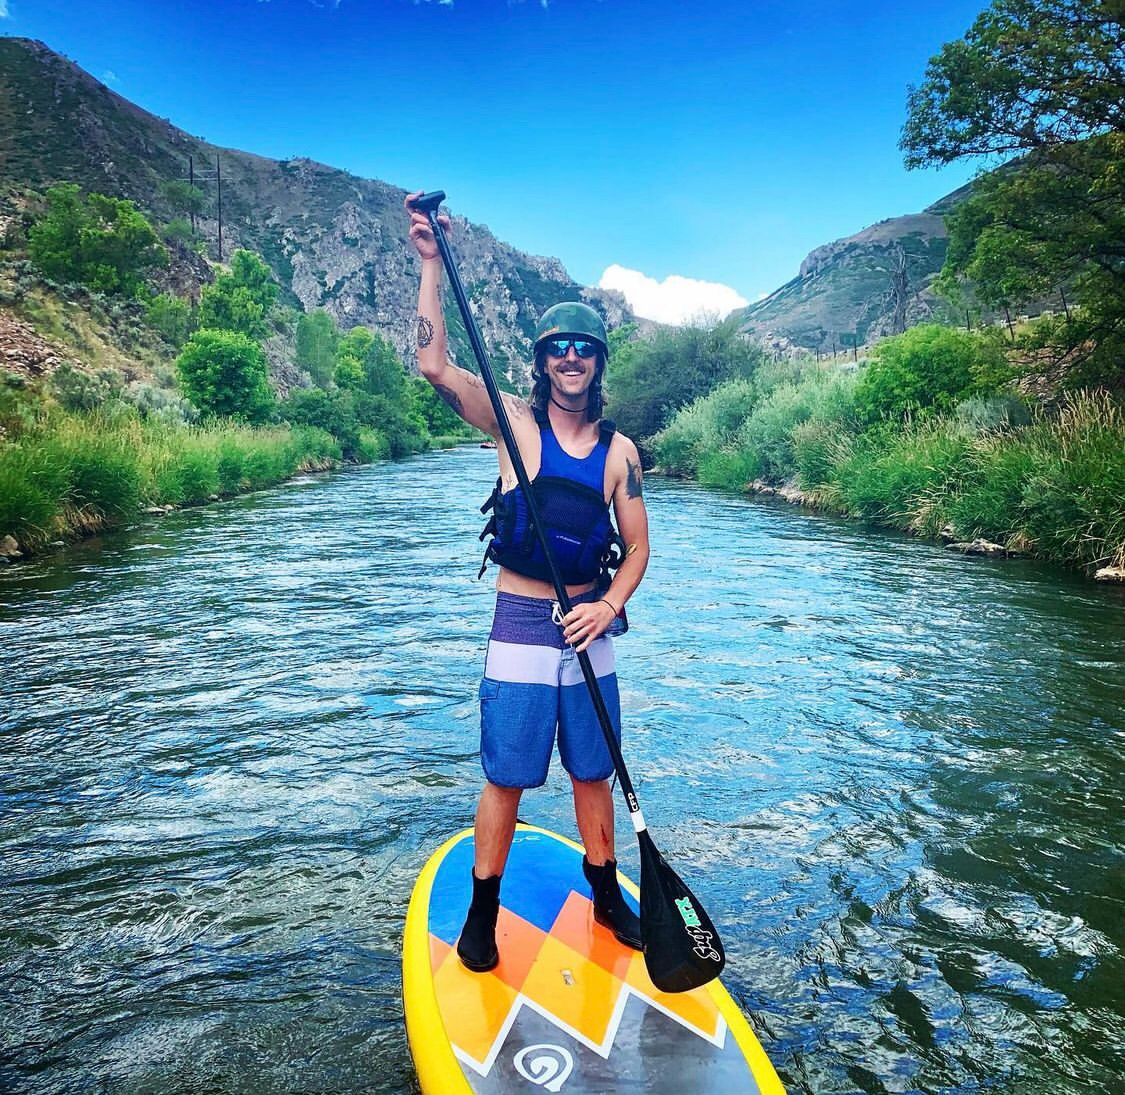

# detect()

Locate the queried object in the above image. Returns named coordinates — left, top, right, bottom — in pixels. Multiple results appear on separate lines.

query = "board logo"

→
left=513, top=1044, right=574, bottom=1092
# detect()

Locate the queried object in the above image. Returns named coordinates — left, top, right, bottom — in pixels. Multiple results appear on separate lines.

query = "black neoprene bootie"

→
left=583, top=856, right=643, bottom=950
left=457, top=869, right=501, bottom=972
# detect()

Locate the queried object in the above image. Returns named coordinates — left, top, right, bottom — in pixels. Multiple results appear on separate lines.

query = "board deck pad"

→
left=408, top=825, right=779, bottom=1093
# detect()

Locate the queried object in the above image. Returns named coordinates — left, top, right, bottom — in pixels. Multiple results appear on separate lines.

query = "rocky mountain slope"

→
left=0, top=37, right=630, bottom=385
left=734, top=182, right=973, bottom=354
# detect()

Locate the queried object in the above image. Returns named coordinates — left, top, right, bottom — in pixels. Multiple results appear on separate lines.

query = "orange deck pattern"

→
left=430, top=890, right=723, bottom=1067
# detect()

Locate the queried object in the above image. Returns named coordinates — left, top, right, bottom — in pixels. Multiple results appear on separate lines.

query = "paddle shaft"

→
left=414, top=193, right=647, bottom=833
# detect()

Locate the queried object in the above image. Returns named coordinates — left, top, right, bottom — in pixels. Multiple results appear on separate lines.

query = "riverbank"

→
left=0, top=407, right=346, bottom=560
left=649, top=354, right=1125, bottom=582
left=740, top=475, right=1125, bottom=583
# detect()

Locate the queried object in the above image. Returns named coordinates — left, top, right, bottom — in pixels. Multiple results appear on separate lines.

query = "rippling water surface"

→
left=3, top=447, right=1124, bottom=1094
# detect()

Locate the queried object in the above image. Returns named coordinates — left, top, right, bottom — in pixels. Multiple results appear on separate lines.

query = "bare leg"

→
left=571, top=776, right=615, bottom=866
left=572, top=775, right=641, bottom=949
left=473, top=781, right=523, bottom=877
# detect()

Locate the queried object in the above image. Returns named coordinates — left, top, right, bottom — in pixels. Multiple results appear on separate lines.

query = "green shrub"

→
left=197, top=250, right=278, bottom=340
left=607, top=320, right=766, bottom=449
left=953, top=395, right=1032, bottom=433
left=0, top=444, right=59, bottom=542
left=49, top=363, right=122, bottom=412
left=697, top=448, right=759, bottom=490
left=176, top=329, right=275, bottom=422
left=296, top=310, right=340, bottom=388
left=947, top=437, right=1039, bottom=542
left=146, top=293, right=195, bottom=347
left=126, top=382, right=199, bottom=424
left=0, top=377, right=41, bottom=442
left=854, top=325, right=1008, bottom=425
left=835, top=422, right=972, bottom=535
left=162, top=218, right=194, bottom=244
left=735, top=369, right=858, bottom=482
left=28, top=184, right=167, bottom=296
left=650, top=378, right=759, bottom=476
left=793, top=419, right=849, bottom=491
left=355, top=428, right=390, bottom=463
left=1019, top=393, right=1125, bottom=567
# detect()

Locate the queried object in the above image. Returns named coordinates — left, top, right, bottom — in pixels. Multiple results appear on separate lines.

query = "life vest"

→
left=478, top=408, right=626, bottom=585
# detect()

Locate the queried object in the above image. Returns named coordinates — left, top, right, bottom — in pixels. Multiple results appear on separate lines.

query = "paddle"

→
left=408, top=190, right=726, bottom=994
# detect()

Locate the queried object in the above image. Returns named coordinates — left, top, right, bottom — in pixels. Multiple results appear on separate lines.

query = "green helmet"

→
left=533, top=302, right=608, bottom=357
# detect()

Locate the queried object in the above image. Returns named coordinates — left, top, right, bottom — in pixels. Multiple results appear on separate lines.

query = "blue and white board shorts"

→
left=480, top=591, right=621, bottom=789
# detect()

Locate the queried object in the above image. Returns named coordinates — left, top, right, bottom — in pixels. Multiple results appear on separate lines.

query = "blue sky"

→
left=2, top=0, right=987, bottom=321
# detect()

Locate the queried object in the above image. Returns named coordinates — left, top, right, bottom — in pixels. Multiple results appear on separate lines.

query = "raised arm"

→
left=406, top=192, right=514, bottom=438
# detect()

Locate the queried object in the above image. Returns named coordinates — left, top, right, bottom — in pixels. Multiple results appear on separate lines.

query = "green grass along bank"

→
left=0, top=403, right=473, bottom=563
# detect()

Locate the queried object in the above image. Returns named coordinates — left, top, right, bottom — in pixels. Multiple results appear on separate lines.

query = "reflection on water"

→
left=2, top=448, right=1124, bottom=1093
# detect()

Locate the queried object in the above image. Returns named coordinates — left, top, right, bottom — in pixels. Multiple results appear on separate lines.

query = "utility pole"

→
left=179, top=154, right=225, bottom=260
left=188, top=156, right=196, bottom=234
left=216, top=157, right=223, bottom=261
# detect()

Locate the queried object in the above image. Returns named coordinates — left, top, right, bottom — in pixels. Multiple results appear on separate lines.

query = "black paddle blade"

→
left=637, top=829, right=726, bottom=993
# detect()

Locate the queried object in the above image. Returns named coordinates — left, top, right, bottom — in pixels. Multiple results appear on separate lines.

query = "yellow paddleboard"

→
left=403, top=823, right=786, bottom=1093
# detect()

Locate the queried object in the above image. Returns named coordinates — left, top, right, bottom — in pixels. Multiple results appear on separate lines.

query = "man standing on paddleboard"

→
left=406, top=194, right=651, bottom=972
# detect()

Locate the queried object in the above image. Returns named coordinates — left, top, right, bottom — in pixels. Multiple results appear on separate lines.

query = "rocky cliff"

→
left=734, top=183, right=974, bottom=355
left=0, top=37, right=630, bottom=387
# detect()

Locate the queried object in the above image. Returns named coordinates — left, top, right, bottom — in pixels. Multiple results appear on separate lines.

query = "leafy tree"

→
left=854, top=324, right=1008, bottom=424
left=197, top=250, right=278, bottom=340
left=146, top=293, right=196, bottom=347
left=176, top=329, right=275, bottom=422
left=606, top=320, right=765, bottom=454
left=28, top=184, right=167, bottom=296
left=295, top=310, right=340, bottom=387
left=279, top=385, right=427, bottom=460
left=159, top=179, right=208, bottom=219
left=335, top=326, right=408, bottom=402
left=901, top=0, right=1125, bottom=382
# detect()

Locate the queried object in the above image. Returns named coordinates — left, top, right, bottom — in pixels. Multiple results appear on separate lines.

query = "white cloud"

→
left=101, top=70, right=119, bottom=85
left=0, top=1, right=9, bottom=18
left=598, top=264, right=749, bottom=326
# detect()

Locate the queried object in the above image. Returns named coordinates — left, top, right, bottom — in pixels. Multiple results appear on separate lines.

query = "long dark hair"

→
left=531, top=347, right=606, bottom=423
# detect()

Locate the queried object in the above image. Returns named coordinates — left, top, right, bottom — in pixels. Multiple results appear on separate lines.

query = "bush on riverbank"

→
left=0, top=397, right=340, bottom=553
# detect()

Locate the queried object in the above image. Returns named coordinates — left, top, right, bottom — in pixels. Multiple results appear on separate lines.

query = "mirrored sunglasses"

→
left=543, top=338, right=599, bottom=359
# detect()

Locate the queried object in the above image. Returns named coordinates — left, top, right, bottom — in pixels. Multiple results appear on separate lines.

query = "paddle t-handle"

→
left=408, top=190, right=447, bottom=216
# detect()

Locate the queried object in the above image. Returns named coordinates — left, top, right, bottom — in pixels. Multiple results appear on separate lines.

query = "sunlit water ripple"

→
left=2, top=447, right=1124, bottom=1094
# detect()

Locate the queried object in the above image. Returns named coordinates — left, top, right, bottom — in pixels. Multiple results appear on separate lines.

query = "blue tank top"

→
left=538, top=422, right=611, bottom=498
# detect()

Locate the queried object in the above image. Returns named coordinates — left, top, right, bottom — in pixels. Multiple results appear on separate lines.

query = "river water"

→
left=2, top=446, right=1123, bottom=1095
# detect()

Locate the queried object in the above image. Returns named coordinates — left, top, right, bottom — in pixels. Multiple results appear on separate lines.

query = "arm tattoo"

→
left=626, top=458, right=644, bottom=499
left=416, top=315, right=435, bottom=349
left=434, top=384, right=463, bottom=416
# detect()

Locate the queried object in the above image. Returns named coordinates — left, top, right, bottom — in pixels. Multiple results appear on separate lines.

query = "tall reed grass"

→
left=1, top=405, right=341, bottom=553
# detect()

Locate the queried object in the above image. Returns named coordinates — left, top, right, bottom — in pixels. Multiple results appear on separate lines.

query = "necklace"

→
left=550, top=396, right=588, bottom=413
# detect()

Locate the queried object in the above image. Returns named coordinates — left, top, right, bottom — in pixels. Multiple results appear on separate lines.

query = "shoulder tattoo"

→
left=417, top=315, right=435, bottom=349
left=626, top=457, right=643, bottom=499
